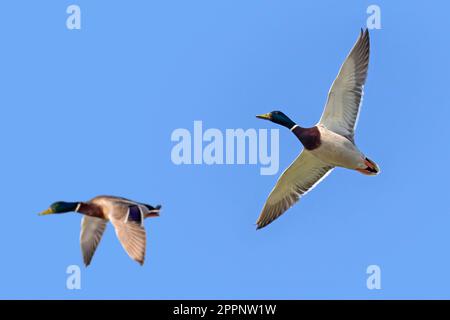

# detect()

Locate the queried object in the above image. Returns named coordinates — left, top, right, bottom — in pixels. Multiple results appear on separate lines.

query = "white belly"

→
left=309, top=126, right=366, bottom=169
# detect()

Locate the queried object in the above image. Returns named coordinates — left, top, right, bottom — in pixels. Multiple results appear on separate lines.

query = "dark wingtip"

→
left=361, top=27, right=369, bottom=39
left=255, top=222, right=265, bottom=230
left=360, top=27, right=369, bottom=36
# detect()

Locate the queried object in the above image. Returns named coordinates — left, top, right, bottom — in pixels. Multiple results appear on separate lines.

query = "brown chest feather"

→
left=77, top=202, right=105, bottom=219
left=292, top=126, right=321, bottom=150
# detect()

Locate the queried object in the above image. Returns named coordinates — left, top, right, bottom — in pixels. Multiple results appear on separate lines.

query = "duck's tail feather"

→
left=144, top=204, right=161, bottom=218
left=357, top=157, right=380, bottom=176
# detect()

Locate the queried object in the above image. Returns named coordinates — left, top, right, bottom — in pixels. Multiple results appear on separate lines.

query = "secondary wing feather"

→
left=110, top=211, right=147, bottom=265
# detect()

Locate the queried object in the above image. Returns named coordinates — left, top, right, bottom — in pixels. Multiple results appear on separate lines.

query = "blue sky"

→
left=1, top=1, right=449, bottom=299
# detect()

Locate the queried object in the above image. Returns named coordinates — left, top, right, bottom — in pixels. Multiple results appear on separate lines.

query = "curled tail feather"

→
left=144, top=205, right=161, bottom=218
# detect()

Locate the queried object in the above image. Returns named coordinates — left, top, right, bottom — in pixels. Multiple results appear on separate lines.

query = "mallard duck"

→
left=255, top=29, right=379, bottom=229
left=39, top=195, right=161, bottom=266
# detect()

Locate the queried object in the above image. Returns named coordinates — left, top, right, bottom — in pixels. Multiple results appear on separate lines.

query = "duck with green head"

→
left=39, top=195, right=161, bottom=266
left=255, top=29, right=380, bottom=230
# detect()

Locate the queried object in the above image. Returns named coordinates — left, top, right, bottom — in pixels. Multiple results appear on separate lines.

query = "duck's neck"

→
left=58, top=201, right=80, bottom=213
left=75, top=202, right=104, bottom=218
left=278, top=119, right=297, bottom=130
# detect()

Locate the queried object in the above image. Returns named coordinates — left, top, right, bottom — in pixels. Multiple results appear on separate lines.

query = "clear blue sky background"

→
left=0, top=1, right=449, bottom=299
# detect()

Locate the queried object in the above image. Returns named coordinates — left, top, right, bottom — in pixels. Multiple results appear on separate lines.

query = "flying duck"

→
left=256, top=29, right=379, bottom=229
left=39, top=195, right=161, bottom=266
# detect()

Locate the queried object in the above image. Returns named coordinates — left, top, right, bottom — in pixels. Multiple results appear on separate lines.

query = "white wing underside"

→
left=318, top=29, right=370, bottom=142
left=256, top=151, right=334, bottom=229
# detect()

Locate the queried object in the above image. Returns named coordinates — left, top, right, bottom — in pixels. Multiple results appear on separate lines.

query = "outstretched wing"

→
left=109, top=205, right=147, bottom=265
left=256, top=151, right=333, bottom=229
left=80, top=216, right=107, bottom=266
left=318, top=29, right=370, bottom=141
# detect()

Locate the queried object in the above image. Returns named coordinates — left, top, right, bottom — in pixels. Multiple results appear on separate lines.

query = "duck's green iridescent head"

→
left=256, top=111, right=296, bottom=129
left=39, top=201, right=79, bottom=216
